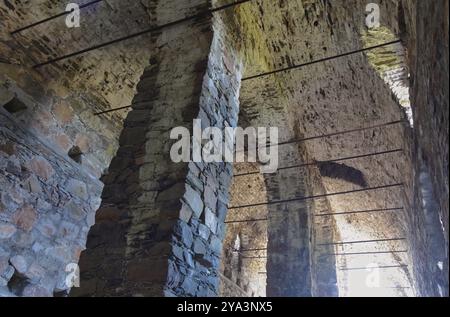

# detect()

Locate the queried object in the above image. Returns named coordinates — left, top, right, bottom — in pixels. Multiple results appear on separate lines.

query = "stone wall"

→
left=0, top=62, right=121, bottom=296
left=401, top=0, right=449, bottom=297
left=229, top=0, right=409, bottom=297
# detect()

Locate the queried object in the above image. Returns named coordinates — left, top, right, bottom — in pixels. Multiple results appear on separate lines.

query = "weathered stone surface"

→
left=126, top=258, right=168, bottom=284
left=25, top=175, right=42, bottom=194
left=13, top=205, right=38, bottom=232
left=204, top=208, right=218, bottom=235
left=27, top=157, right=54, bottom=181
left=0, top=224, right=17, bottom=239
left=0, top=0, right=445, bottom=299
left=0, top=142, right=17, bottom=156
left=175, top=221, right=194, bottom=249
left=197, top=223, right=210, bottom=241
left=22, top=284, right=52, bottom=297
left=25, top=262, right=46, bottom=282
left=204, top=185, right=217, bottom=211
left=210, top=236, right=223, bottom=255
left=75, top=134, right=90, bottom=154
left=54, top=133, right=72, bottom=152
left=183, top=184, right=204, bottom=219
left=179, top=203, right=193, bottom=223
left=52, top=102, right=74, bottom=124
left=66, top=201, right=86, bottom=222
left=0, top=256, right=10, bottom=276
left=401, top=0, right=449, bottom=297
left=35, top=218, right=57, bottom=238
left=74, top=3, right=242, bottom=296
left=59, top=221, right=80, bottom=241
left=193, top=239, right=207, bottom=256
left=9, top=255, right=28, bottom=274
left=66, top=179, right=88, bottom=201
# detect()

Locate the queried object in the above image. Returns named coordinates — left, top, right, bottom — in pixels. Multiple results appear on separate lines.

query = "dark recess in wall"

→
left=3, top=96, right=27, bottom=114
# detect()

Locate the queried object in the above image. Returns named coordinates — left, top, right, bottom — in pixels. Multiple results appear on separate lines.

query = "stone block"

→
left=172, top=244, right=184, bottom=261
left=75, top=134, right=90, bottom=153
left=179, top=203, right=193, bottom=223
left=186, top=171, right=204, bottom=192
left=204, top=185, right=217, bottom=211
left=58, top=220, right=80, bottom=241
left=52, top=102, right=74, bottom=124
left=36, top=218, right=57, bottom=238
left=9, top=255, right=28, bottom=274
left=22, top=284, right=52, bottom=297
left=216, top=200, right=228, bottom=222
left=66, top=179, right=88, bottom=201
left=174, top=221, right=193, bottom=248
left=180, top=276, right=198, bottom=296
left=210, top=236, right=223, bottom=255
left=65, top=201, right=86, bottom=222
left=0, top=277, right=7, bottom=287
left=183, top=251, right=195, bottom=268
left=0, top=224, right=16, bottom=239
left=198, top=223, right=210, bottom=240
left=54, top=133, right=72, bottom=152
left=0, top=265, right=14, bottom=282
left=193, top=238, right=207, bottom=255
left=204, top=207, right=218, bottom=234
left=183, top=184, right=204, bottom=218
left=13, top=204, right=38, bottom=232
left=27, top=157, right=54, bottom=181
left=86, top=211, right=96, bottom=227
left=25, top=175, right=42, bottom=194
left=46, top=245, right=72, bottom=263
left=36, top=198, right=52, bottom=213
left=0, top=256, right=10, bottom=276
left=25, top=262, right=46, bottom=282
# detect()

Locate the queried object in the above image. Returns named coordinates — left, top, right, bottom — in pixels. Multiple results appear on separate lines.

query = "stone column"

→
left=310, top=182, right=339, bottom=297
left=73, top=1, right=242, bottom=297
left=265, top=144, right=313, bottom=297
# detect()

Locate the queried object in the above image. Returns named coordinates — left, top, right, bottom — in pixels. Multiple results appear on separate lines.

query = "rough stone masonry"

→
left=0, top=0, right=448, bottom=298
left=73, top=0, right=243, bottom=296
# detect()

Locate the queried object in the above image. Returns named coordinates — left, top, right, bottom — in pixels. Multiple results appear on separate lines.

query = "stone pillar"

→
left=265, top=144, right=313, bottom=297
left=73, top=1, right=242, bottom=297
left=310, top=180, right=339, bottom=297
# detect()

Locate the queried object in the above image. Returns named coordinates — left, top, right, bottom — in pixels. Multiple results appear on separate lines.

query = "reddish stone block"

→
left=27, top=156, right=55, bottom=181
left=52, top=101, right=74, bottom=124
left=13, top=205, right=38, bottom=232
left=54, top=133, right=72, bottom=152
